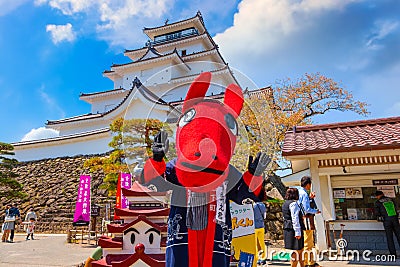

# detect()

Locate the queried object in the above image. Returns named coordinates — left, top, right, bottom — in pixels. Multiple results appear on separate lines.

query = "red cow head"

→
left=175, top=72, right=244, bottom=192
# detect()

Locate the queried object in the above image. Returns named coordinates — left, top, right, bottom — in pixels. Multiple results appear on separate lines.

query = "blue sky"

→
left=0, top=0, right=399, bottom=143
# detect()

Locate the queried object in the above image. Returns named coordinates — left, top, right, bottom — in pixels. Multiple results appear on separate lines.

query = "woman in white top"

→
left=283, top=188, right=306, bottom=267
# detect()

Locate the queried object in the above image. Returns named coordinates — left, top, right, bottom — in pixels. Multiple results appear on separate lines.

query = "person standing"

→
left=8, top=203, right=21, bottom=243
left=254, top=201, right=267, bottom=264
left=283, top=188, right=305, bottom=267
left=374, top=190, right=400, bottom=256
left=1, top=205, right=12, bottom=242
left=25, top=208, right=37, bottom=222
left=25, top=217, right=35, bottom=240
left=24, top=208, right=37, bottom=240
left=298, top=176, right=321, bottom=267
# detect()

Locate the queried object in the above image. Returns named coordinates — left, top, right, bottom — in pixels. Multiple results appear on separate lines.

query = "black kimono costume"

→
left=142, top=158, right=260, bottom=267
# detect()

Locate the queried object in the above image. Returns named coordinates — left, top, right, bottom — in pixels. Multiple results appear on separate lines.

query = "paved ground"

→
left=0, top=234, right=94, bottom=267
left=0, top=234, right=399, bottom=267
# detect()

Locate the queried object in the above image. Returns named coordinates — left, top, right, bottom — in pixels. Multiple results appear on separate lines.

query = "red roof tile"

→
left=91, top=257, right=111, bottom=267
left=107, top=215, right=168, bottom=233
left=121, top=186, right=167, bottom=197
left=97, top=236, right=123, bottom=249
left=115, top=207, right=170, bottom=217
left=282, top=116, right=400, bottom=156
left=92, top=254, right=132, bottom=267
left=112, top=252, right=165, bottom=267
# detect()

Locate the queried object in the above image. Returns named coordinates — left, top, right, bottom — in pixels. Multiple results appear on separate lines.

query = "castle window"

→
left=153, top=27, right=198, bottom=45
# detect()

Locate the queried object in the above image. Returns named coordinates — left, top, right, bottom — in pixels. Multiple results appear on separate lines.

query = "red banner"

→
left=114, top=173, right=132, bottom=220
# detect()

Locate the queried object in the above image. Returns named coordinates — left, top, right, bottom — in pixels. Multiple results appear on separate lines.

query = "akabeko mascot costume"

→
left=140, top=72, right=270, bottom=267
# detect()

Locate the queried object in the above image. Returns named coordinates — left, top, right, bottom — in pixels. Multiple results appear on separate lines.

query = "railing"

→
left=13, top=222, right=106, bottom=245
left=151, top=28, right=199, bottom=45
left=14, top=222, right=71, bottom=233
left=67, top=227, right=103, bottom=246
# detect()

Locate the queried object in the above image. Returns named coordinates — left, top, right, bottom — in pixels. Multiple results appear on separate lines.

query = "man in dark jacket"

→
left=8, top=203, right=21, bottom=243
left=374, top=190, right=400, bottom=256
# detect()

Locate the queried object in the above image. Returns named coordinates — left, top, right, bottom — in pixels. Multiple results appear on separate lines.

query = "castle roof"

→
left=46, top=79, right=143, bottom=126
left=108, top=48, right=189, bottom=73
left=79, top=88, right=128, bottom=104
left=124, top=32, right=216, bottom=59
left=79, top=88, right=125, bottom=98
left=12, top=127, right=110, bottom=147
left=143, top=11, right=206, bottom=40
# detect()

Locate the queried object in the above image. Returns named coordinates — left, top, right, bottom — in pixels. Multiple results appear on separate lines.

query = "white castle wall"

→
left=14, top=134, right=112, bottom=162
left=91, top=93, right=128, bottom=114
left=58, top=121, right=112, bottom=136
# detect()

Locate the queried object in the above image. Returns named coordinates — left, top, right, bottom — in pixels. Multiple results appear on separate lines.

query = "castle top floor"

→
left=143, top=11, right=206, bottom=45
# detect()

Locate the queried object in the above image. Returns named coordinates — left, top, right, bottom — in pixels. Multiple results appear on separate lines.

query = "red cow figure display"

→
left=139, top=72, right=270, bottom=267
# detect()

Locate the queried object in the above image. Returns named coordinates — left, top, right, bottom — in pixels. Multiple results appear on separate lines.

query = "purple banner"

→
left=73, top=175, right=91, bottom=224
left=121, top=173, right=132, bottom=209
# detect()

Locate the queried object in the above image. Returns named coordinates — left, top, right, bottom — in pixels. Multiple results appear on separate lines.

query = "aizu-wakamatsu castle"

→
left=12, top=12, right=257, bottom=162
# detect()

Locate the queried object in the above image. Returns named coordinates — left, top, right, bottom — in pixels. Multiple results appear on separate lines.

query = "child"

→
left=1, top=205, right=12, bottom=242
left=24, top=217, right=35, bottom=240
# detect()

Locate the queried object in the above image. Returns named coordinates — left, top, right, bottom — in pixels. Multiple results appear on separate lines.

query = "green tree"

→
left=0, top=142, right=26, bottom=199
left=84, top=118, right=169, bottom=196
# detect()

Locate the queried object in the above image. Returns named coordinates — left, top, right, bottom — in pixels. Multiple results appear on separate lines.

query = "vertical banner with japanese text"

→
left=120, top=173, right=132, bottom=209
left=73, top=175, right=91, bottom=226
left=114, top=173, right=132, bottom=220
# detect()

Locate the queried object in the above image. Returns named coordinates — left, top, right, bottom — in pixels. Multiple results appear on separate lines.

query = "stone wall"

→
left=264, top=181, right=284, bottom=241
left=1, top=155, right=284, bottom=238
left=0, top=155, right=109, bottom=231
left=264, top=201, right=284, bottom=241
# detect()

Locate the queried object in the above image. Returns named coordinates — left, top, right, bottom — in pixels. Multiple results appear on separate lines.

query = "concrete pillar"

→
left=309, top=158, right=328, bottom=250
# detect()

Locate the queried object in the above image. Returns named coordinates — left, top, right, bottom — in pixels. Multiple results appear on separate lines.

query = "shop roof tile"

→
left=282, top=116, right=400, bottom=156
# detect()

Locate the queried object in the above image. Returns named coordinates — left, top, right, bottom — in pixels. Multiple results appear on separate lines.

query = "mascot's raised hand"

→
left=140, top=131, right=169, bottom=184
left=152, top=130, right=169, bottom=162
left=242, top=152, right=271, bottom=196
left=248, top=152, right=271, bottom=177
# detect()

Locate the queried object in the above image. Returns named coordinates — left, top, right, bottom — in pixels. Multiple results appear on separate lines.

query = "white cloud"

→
left=38, top=85, right=66, bottom=118
left=46, top=23, right=76, bottom=44
left=34, top=0, right=47, bottom=5
left=96, top=0, right=170, bottom=47
left=211, top=0, right=362, bottom=89
left=36, top=0, right=171, bottom=47
left=0, top=0, right=29, bottom=16
left=366, top=20, right=399, bottom=50
left=215, top=0, right=357, bottom=56
left=212, top=0, right=400, bottom=126
left=98, top=0, right=168, bottom=28
left=21, top=127, right=59, bottom=141
left=35, top=0, right=96, bottom=15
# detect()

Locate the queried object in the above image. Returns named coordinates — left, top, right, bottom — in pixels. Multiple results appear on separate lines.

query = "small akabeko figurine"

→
left=139, top=72, right=270, bottom=267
